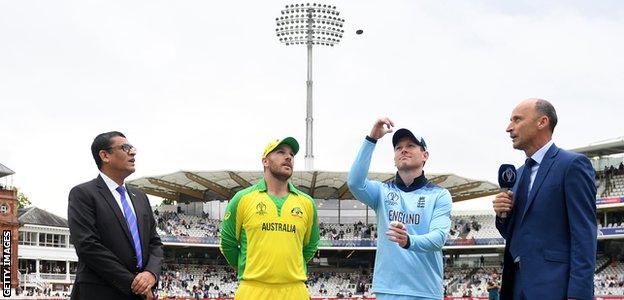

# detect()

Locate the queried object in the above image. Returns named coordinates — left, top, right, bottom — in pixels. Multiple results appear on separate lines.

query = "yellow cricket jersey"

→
left=219, top=178, right=320, bottom=284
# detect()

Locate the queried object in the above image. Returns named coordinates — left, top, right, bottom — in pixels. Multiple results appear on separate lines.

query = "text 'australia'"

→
left=262, top=222, right=297, bottom=233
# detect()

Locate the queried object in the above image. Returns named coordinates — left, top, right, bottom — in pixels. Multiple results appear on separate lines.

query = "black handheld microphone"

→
left=497, top=164, right=517, bottom=218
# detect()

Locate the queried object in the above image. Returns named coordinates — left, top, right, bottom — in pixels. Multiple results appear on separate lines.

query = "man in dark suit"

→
left=493, top=99, right=597, bottom=299
left=68, top=131, right=163, bottom=300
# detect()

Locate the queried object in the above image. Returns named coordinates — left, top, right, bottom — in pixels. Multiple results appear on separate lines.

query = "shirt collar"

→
left=257, top=177, right=297, bottom=194
left=530, top=139, right=554, bottom=165
left=99, top=171, right=125, bottom=191
left=394, top=171, right=428, bottom=192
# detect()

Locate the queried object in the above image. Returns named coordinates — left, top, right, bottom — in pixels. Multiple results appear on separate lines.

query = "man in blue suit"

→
left=493, top=99, right=597, bottom=299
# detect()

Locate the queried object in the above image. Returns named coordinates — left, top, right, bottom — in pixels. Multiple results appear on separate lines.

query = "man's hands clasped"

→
left=132, top=271, right=156, bottom=299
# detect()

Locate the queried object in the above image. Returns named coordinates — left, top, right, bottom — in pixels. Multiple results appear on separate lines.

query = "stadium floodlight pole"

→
left=276, top=3, right=344, bottom=170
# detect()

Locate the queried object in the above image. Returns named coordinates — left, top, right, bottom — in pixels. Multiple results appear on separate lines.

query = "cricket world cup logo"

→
left=502, top=167, right=516, bottom=184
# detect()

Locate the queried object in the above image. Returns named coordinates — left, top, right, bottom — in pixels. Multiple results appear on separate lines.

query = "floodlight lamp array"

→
left=275, top=3, right=344, bottom=46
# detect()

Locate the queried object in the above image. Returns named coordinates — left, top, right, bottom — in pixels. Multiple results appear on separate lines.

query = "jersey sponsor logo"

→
left=417, top=196, right=426, bottom=208
left=261, top=222, right=297, bottom=233
left=291, top=207, right=303, bottom=218
left=223, top=211, right=231, bottom=220
left=385, top=192, right=399, bottom=206
left=256, top=202, right=267, bottom=215
left=388, top=209, right=420, bottom=225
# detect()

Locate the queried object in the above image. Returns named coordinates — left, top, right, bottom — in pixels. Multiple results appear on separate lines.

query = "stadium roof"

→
left=18, top=207, right=68, bottom=228
left=0, top=162, right=14, bottom=179
left=570, top=137, right=624, bottom=157
left=128, top=170, right=499, bottom=203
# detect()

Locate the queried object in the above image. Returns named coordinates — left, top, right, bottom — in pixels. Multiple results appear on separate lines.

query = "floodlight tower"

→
left=275, top=3, right=344, bottom=170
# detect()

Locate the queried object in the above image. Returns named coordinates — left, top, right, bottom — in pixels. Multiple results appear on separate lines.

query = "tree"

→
left=161, top=198, right=176, bottom=205
left=17, top=192, right=31, bottom=208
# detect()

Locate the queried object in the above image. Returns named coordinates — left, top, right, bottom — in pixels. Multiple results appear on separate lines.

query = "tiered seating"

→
left=595, top=260, right=624, bottom=296
left=607, top=175, right=624, bottom=197
left=156, top=209, right=508, bottom=244
left=449, top=267, right=499, bottom=297
left=157, top=264, right=374, bottom=298
left=155, top=208, right=380, bottom=242
left=319, top=222, right=377, bottom=241
left=444, top=267, right=465, bottom=291
left=444, top=267, right=483, bottom=296
left=449, top=214, right=502, bottom=240
left=155, top=209, right=624, bottom=249
left=156, top=261, right=624, bottom=297
left=446, top=259, right=624, bottom=297
left=596, top=255, right=610, bottom=271
left=307, top=271, right=373, bottom=298
left=601, top=172, right=624, bottom=198
left=598, top=219, right=624, bottom=229
left=155, top=211, right=220, bottom=238
left=465, top=215, right=502, bottom=239
left=158, top=264, right=237, bottom=298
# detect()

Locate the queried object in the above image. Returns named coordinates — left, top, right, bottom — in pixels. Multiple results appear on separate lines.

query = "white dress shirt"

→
left=527, top=139, right=555, bottom=192
left=99, top=171, right=137, bottom=217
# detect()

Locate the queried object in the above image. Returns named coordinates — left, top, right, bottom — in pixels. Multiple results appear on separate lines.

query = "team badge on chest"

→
left=291, top=207, right=303, bottom=218
left=417, top=196, right=426, bottom=208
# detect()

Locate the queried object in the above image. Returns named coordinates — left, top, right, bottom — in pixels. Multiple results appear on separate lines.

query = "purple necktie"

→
left=116, top=185, right=143, bottom=269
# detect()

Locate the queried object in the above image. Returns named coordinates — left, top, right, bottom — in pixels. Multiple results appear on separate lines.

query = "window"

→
left=18, top=259, right=36, bottom=274
left=38, top=233, right=68, bottom=247
left=19, top=232, right=37, bottom=246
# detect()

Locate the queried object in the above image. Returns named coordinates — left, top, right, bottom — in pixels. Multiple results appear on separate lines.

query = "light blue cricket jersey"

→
left=347, top=138, right=452, bottom=299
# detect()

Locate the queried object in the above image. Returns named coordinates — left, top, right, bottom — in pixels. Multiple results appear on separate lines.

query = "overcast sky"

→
left=1, top=1, right=623, bottom=219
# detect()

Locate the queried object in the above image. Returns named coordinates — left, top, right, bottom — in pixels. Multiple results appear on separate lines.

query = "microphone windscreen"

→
left=498, top=164, right=517, bottom=189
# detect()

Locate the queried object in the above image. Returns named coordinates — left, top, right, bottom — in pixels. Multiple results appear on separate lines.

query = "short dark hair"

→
left=91, top=131, right=126, bottom=170
left=535, top=99, right=557, bottom=132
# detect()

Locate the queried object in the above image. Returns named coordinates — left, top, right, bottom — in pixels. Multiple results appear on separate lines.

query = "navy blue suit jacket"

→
left=496, top=144, right=597, bottom=300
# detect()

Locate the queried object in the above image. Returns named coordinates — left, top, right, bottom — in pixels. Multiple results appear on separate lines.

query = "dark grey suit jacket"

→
left=68, top=175, right=163, bottom=300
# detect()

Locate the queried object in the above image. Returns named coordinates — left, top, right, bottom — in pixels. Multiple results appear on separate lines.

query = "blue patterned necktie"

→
left=116, top=185, right=143, bottom=269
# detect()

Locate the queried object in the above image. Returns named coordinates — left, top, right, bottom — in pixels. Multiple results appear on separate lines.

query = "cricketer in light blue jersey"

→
left=347, top=118, right=452, bottom=300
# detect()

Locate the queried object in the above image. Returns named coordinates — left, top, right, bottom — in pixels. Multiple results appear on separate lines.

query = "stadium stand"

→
left=307, top=271, right=373, bottom=298
left=154, top=261, right=624, bottom=298
left=13, top=203, right=619, bottom=298
left=598, top=213, right=624, bottom=230
left=319, top=221, right=377, bottom=240
left=153, top=208, right=510, bottom=245
left=155, top=210, right=220, bottom=239
left=595, top=259, right=624, bottom=296
left=156, top=263, right=377, bottom=299
left=157, top=264, right=237, bottom=299
left=445, top=267, right=499, bottom=297
left=450, top=214, right=502, bottom=240
left=150, top=207, right=624, bottom=298
left=598, top=163, right=624, bottom=198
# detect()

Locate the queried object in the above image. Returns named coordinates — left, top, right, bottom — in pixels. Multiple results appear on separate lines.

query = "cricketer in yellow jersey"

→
left=220, top=137, right=320, bottom=300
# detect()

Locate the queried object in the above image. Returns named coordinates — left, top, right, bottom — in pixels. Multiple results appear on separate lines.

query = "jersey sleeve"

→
left=347, top=137, right=383, bottom=210
left=302, top=196, right=320, bottom=262
left=219, top=191, right=244, bottom=267
left=407, top=189, right=452, bottom=252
